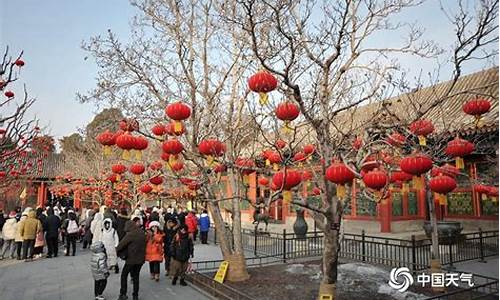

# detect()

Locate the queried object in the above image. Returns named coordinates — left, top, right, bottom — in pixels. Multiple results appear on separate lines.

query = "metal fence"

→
left=209, top=226, right=498, bottom=272
left=186, top=270, right=254, bottom=300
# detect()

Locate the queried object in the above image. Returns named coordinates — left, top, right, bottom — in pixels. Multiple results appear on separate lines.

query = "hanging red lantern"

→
left=152, top=124, right=166, bottom=137
left=248, top=70, right=278, bottom=105
left=111, top=163, right=127, bottom=178
left=129, top=163, right=145, bottom=181
left=293, top=152, right=306, bottom=164
left=429, top=175, right=457, bottom=205
left=107, top=174, right=119, bottom=184
left=463, top=98, right=491, bottom=126
left=387, top=132, right=406, bottom=146
left=399, top=153, right=433, bottom=190
left=133, top=136, right=148, bottom=160
left=165, top=102, right=191, bottom=134
left=165, top=121, right=185, bottom=136
left=267, top=151, right=282, bottom=171
left=169, top=161, right=184, bottom=172
left=258, top=177, right=269, bottom=186
left=235, top=157, right=255, bottom=184
left=119, top=119, right=139, bottom=132
left=14, top=59, right=25, bottom=67
left=302, top=170, right=313, bottom=181
left=275, top=139, right=287, bottom=149
left=362, top=169, right=388, bottom=198
left=149, top=176, right=163, bottom=192
left=325, top=162, right=355, bottom=198
left=275, top=101, right=300, bottom=132
left=445, top=137, right=474, bottom=169
left=409, top=120, right=434, bottom=146
left=431, top=164, right=460, bottom=178
left=162, top=139, right=184, bottom=164
left=198, top=139, right=226, bottom=166
left=390, top=170, right=413, bottom=193
left=303, top=144, right=315, bottom=156
left=115, top=132, right=136, bottom=160
left=213, top=163, right=227, bottom=174
left=150, top=161, right=163, bottom=171
left=140, top=184, right=153, bottom=194
left=96, top=130, right=116, bottom=156
left=474, top=184, right=490, bottom=201
left=4, top=91, right=14, bottom=98
left=487, top=186, right=499, bottom=202
left=272, top=169, right=302, bottom=203
left=311, top=187, right=321, bottom=196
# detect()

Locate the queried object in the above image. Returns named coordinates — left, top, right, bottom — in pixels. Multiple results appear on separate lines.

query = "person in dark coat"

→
left=44, top=207, right=61, bottom=258
left=115, top=217, right=146, bottom=300
left=163, top=218, right=178, bottom=276
left=116, top=208, right=129, bottom=241
left=176, top=208, right=186, bottom=226
left=83, top=209, right=95, bottom=249
left=170, top=225, right=193, bottom=286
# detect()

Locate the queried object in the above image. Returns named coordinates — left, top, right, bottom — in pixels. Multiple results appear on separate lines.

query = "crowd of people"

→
left=0, top=204, right=212, bottom=300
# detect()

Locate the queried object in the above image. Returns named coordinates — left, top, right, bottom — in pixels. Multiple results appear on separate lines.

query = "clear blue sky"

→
left=1, top=1, right=496, bottom=143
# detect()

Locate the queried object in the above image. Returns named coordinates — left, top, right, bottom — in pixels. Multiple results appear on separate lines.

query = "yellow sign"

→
left=214, top=261, right=229, bottom=284
left=319, top=295, right=333, bottom=300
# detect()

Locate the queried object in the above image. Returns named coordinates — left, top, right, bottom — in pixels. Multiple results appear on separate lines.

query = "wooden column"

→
left=379, top=195, right=391, bottom=233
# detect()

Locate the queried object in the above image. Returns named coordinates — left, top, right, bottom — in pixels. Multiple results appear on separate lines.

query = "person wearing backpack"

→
left=63, top=210, right=79, bottom=256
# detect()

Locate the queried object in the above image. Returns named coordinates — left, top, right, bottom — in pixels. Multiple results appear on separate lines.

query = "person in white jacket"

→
left=91, top=212, right=104, bottom=244
left=101, top=218, right=119, bottom=273
left=1, top=211, right=17, bottom=259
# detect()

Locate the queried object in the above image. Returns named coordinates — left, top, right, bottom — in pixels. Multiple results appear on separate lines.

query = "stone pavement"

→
left=447, top=256, right=499, bottom=279
left=0, top=242, right=230, bottom=300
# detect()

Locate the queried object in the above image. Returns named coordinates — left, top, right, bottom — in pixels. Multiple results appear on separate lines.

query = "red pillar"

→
left=379, top=196, right=391, bottom=233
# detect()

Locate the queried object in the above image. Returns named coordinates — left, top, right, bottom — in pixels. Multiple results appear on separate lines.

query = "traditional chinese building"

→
left=223, top=67, right=498, bottom=233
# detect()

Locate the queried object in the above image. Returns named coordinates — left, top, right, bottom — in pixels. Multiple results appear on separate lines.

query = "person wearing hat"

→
left=19, top=209, right=42, bottom=261
left=101, top=217, right=119, bottom=273
left=1, top=211, right=18, bottom=259
left=145, top=220, right=164, bottom=281
left=170, top=224, right=193, bottom=286
left=116, top=216, right=146, bottom=300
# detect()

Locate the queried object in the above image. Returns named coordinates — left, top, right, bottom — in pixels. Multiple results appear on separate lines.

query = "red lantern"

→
left=162, top=139, right=184, bottom=164
left=463, top=98, right=491, bottom=126
left=133, top=136, right=148, bottom=160
left=248, top=70, right=278, bottom=105
left=445, top=137, right=474, bottom=169
left=150, top=161, right=163, bottom=171
left=474, top=184, right=491, bottom=201
left=119, top=119, right=139, bottom=132
left=387, top=132, right=406, bottom=146
left=429, top=175, right=457, bottom=205
left=96, top=130, right=116, bottom=156
left=4, top=91, right=14, bottom=98
left=165, top=121, right=185, bottom=136
left=275, top=139, right=287, bottom=149
left=302, top=170, right=313, bottom=181
left=272, top=170, right=302, bottom=202
left=107, top=174, right=119, bottom=184
left=213, top=163, right=227, bottom=173
left=431, top=164, right=460, bottom=178
left=165, top=102, right=191, bottom=134
left=362, top=169, right=388, bottom=194
left=325, top=162, right=355, bottom=198
left=258, top=177, right=269, bottom=186
left=303, top=144, right=315, bottom=155
left=140, top=184, right=153, bottom=194
left=129, top=163, right=145, bottom=175
left=409, top=120, right=434, bottom=146
left=170, top=161, right=184, bottom=172
left=111, top=163, right=127, bottom=175
left=311, top=187, right=321, bottom=196
left=487, top=186, right=499, bottom=202
left=198, top=139, right=226, bottom=165
left=235, top=158, right=255, bottom=184
left=14, top=59, right=25, bottom=67
left=275, top=101, right=300, bottom=131
left=400, top=153, right=433, bottom=189
left=152, top=124, right=166, bottom=137
left=115, top=132, right=136, bottom=160
left=149, top=175, right=163, bottom=185
left=390, top=170, right=413, bottom=193
left=293, top=152, right=307, bottom=164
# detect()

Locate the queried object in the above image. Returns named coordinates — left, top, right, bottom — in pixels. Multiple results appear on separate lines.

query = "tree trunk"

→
left=425, top=176, right=444, bottom=292
left=224, top=252, right=250, bottom=281
left=319, top=218, right=339, bottom=299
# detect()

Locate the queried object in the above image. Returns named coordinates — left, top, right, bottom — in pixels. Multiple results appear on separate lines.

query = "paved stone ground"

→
left=448, top=256, right=499, bottom=279
left=0, top=242, right=231, bottom=300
